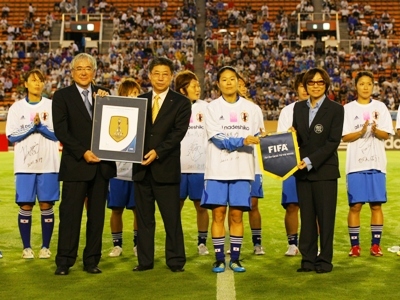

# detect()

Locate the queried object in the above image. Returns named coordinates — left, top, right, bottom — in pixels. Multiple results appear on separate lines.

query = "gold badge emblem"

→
left=109, top=116, right=128, bottom=142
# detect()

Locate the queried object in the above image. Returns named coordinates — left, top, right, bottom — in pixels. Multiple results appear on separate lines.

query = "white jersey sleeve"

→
left=277, top=102, right=295, bottom=132
left=396, top=105, right=400, bottom=130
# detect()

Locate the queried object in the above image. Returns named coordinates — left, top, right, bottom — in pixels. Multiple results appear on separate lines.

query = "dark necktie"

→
left=82, top=89, right=92, bottom=119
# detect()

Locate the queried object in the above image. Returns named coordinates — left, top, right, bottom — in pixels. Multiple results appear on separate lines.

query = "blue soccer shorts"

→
left=107, top=178, right=135, bottom=209
left=347, top=170, right=387, bottom=205
left=251, top=174, right=264, bottom=198
left=281, top=175, right=299, bottom=208
left=201, top=179, right=252, bottom=211
left=180, top=173, right=205, bottom=201
left=15, top=173, right=59, bottom=204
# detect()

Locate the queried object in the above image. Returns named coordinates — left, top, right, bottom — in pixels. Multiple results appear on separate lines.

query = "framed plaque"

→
left=91, top=95, right=148, bottom=163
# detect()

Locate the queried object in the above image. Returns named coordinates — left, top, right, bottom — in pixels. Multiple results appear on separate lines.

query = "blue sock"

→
left=41, top=208, right=54, bottom=248
left=349, top=226, right=360, bottom=246
left=18, top=208, right=32, bottom=249
left=198, top=231, right=208, bottom=246
left=212, top=236, right=225, bottom=262
left=230, top=235, right=243, bottom=262
left=251, top=228, right=262, bottom=246
left=133, top=230, right=138, bottom=247
left=371, top=224, right=383, bottom=245
left=112, top=232, right=123, bottom=247
left=287, top=233, right=298, bottom=246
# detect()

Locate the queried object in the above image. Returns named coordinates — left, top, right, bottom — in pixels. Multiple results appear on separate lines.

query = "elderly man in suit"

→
left=293, top=67, right=344, bottom=274
left=52, top=53, right=116, bottom=275
left=132, top=57, right=191, bottom=272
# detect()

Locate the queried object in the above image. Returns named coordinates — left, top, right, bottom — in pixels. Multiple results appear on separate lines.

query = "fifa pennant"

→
left=256, top=131, right=300, bottom=180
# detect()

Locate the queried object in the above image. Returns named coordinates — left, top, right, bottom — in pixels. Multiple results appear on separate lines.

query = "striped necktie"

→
left=152, top=94, right=160, bottom=123
left=82, top=89, right=92, bottom=119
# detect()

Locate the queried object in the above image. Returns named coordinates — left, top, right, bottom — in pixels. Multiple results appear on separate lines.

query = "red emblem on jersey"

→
left=241, top=112, right=249, bottom=122
left=196, top=113, right=203, bottom=122
left=41, top=112, right=48, bottom=121
left=372, top=111, right=379, bottom=120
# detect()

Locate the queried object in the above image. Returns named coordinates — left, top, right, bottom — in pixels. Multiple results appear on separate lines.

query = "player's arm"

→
left=36, top=124, right=58, bottom=141
left=210, top=134, right=259, bottom=151
left=7, top=124, right=36, bottom=143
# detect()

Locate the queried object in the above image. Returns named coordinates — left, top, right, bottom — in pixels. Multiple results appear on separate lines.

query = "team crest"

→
left=314, top=124, right=323, bottom=134
left=241, top=111, right=249, bottom=122
left=109, top=116, right=128, bottom=142
left=196, top=113, right=204, bottom=122
left=41, top=111, right=48, bottom=121
left=372, top=111, right=379, bottom=120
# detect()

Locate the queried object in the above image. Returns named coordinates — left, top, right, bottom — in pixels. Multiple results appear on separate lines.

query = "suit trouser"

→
left=55, top=171, right=109, bottom=268
left=134, top=170, right=186, bottom=269
left=297, top=179, right=337, bottom=272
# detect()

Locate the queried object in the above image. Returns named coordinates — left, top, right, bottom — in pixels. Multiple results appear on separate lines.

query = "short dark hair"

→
left=216, top=66, right=240, bottom=82
left=148, top=57, right=174, bottom=74
left=302, top=67, right=331, bottom=94
left=354, top=71, right=374, bottom=85
left=293, top=71, right=306, bottom=91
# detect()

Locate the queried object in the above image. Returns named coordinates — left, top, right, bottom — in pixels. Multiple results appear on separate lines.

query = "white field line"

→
left=217, top=268, right=236, bottom=300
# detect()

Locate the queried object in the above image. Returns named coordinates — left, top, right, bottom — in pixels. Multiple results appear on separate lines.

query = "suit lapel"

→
left=152, top=90, right=174, bottom=125
left=310, top=98, right=329, bottom=130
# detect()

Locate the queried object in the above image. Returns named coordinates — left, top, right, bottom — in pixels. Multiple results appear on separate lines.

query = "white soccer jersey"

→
left=180, top=100, right=208, bottom=173
left=115, top=161, right=133, bottom=181
left=204, top=96, right=264, bottom=180
left=396, top=105, right=400, bottom=130
left=277, top=102, right=295, bottom=132
left=6, top=98, right=60, bottom=173
left=342, top=100, right=394, bottom=174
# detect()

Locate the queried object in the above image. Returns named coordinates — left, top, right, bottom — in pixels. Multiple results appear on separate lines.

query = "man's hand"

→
left=142, top=149, right=158, bottom=166
left=297, top=160, right=307, bottom=170
left=83, top=150, right=100, bottom=163
left=94, top=89, right=109, bottom=98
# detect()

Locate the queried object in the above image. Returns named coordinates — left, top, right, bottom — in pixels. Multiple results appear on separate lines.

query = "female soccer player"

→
left=175, top=70, right=210, bottom=256
left=277, top=72, right=308, bottom=256
left=6, top=69, right=60, bottom=259
left=201, top=66, right=264, bottom=273
left=108, top=78, right=140, bottom=257
left=342, top=71, right=394, bottom=257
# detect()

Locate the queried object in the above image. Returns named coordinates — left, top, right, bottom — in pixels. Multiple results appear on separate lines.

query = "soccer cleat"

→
left=370, top=244, right=383, bottom=257
left=229, top=260, right=246, bottom=272
left=133, top=246, right=137, bottom=257
left=39, top=247, right=52, bottom=259
left=109, top=246, right=123, bottom=257
left=22, top=248, right=34, bottom=259
left=388, top=246, right=400, bottom=253
left=212, top=261, right=226, bottom=273
left=348, top=245, right=361, bottom=257
left=253, top=245, right=265, bottom=255
left=285, top=244, right=299, bottom=256
left=198, top=243, right=209, bottom=255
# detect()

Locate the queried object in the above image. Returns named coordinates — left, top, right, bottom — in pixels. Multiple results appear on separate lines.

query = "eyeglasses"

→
left=73, top=67, right=94, bottom=72
left=307, top=80, right=325, bottom=86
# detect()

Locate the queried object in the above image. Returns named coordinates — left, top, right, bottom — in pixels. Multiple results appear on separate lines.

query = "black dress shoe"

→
left=316, top=268, right=331, bottom=274
left=83, top=266, right=102, bottom=274
left=297, top=267, right=313, bottom=272
left=170, top=267, right=185, bottom=272
left=133, top=265, right=153, bottom=272
left=55, top=266, right=69, bottom=275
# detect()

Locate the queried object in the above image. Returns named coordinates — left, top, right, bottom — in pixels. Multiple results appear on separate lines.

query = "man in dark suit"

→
left=292, top=68, right=344, bottom=274
left=132, top=57, right=191, bottom=272
left=52, top=53, right=116, bottom=275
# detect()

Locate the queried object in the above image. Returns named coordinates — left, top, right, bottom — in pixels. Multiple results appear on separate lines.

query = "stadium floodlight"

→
left=323, top=23, right=330, bottom=30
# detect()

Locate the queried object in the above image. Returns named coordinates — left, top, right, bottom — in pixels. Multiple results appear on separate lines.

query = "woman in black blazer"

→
left=292, top=67, right=344, bottom=273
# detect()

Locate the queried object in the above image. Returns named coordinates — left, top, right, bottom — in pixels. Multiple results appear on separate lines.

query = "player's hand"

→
left=259, top=128, right=268, bottom=138
left=34, top=113, right=40, bottom=126
left=94, top=89, right=109, bottom=98
left=370, top=120, right=376, bottom=134
left=297, top=160, right=307, bottom=170
left=83, top=150, right=100, bottom=163
left=142, top=149, right=157, bottom=165
left=288, top=126, right=296, bottom=133
left=244, top=135, right=260, bottom=146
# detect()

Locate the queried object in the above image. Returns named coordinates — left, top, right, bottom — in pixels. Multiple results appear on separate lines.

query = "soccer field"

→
left=0, top=151, right=399, bottom=300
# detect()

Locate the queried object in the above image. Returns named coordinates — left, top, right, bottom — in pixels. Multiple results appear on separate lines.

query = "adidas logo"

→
left=354, top=116, right=359, bottom=120
left=219, top=116, right=224, bottom=120
left=21, top=115, right=25, bottom=120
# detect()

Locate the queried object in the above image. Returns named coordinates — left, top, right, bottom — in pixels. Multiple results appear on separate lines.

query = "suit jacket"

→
left=132, top=89, right=191, bottom=183
left=293, top=97, right=344, bottom=181
left=52, top=83, right=116, bottom=181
